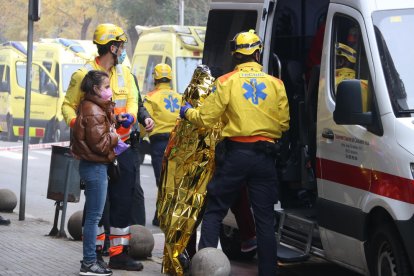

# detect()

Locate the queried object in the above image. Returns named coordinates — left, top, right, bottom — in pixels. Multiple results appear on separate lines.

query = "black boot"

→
left=108, top=246, right=143, bottom=271
left=96, top=245, right=108, bottom=268
left=152, top=211, right=159, bottom=226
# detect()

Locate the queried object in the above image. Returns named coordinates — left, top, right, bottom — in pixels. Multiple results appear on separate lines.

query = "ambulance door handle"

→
left=322, top=128, right=334, bottom=140
left=14, top=96, right=24, bottom=99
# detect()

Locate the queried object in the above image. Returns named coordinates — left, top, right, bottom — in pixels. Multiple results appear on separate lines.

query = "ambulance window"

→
left=176, top=57, right=202, bottom=94
left=143, top=55, right=162, bottom=93
left=16, top=61, right=26, bottom=88
left=0, top=65, right=10, bottom=92
left=332, top=15, right=373, bottom=112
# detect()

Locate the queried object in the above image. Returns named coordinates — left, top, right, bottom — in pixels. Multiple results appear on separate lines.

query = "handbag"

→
left=107, top=158, right=121, bottom=183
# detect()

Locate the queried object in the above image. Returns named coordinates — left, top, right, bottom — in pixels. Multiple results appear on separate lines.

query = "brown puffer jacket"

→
left=71, top=94, right=119, bottom=163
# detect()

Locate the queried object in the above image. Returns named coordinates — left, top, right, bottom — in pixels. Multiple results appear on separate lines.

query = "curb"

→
left=0, top=141, right=70, bottom=152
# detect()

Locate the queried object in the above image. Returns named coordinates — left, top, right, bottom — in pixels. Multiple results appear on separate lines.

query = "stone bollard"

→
left=67, top=210, right=83, bottom=241
left=0, top=189, right=17, bottom=212
left=129, top=225, right=154, bottom=259
left=190, top=247, right=231, bottom=276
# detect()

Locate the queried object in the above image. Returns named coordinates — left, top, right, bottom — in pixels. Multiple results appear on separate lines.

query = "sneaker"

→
left=79, top=260, right=112, bottom=276
left=241, top=236, right=257, bottom=253
left=0, top=216, right=10, bottom=226
left=108, top=248, right=143, bottom=271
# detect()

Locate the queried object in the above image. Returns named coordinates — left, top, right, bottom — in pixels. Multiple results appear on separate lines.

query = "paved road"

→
left=0, top=141, right=362, bottom=275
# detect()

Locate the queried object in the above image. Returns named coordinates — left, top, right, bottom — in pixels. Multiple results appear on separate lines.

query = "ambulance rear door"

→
left=203, top=0, right=275, bottom=76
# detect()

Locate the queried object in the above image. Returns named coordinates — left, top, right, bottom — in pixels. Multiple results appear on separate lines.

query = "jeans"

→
left=79, top=160, right=109, bottom=263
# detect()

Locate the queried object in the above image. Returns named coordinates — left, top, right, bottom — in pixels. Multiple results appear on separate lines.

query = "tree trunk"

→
left=127, top=27, right=138, bottom=58
left=80, top=17, right=92, bottom=40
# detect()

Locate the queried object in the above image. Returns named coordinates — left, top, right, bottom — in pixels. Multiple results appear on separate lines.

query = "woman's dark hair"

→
left=80, top=70, right=109, bottom=95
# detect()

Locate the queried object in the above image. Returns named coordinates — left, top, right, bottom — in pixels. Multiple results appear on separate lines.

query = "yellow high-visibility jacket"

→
left=186, top=62, right=290, bottom=139
left=62, top=58, right=138, bottom=140
left=143, top=83, right=182, bottom=136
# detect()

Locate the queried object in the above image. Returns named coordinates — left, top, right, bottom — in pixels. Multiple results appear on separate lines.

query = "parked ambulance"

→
left=204, top=0, right=414, bottom=275
left=0, top=41, right=57, bottom=143
left=131, top=25, right=205, bottom=95
left=32, top=38, right=95, bottom=142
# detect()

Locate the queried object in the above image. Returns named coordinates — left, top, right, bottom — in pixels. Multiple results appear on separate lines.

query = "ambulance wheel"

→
left=368, top=223, right=411, bottom=276
left=6, top=116, right=18, bottom=142
left=219, top=224, right=256, bottom=261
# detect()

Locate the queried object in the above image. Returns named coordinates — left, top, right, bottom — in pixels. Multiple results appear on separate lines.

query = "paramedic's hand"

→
left=144, top=118, right=155, bottom=133
left=180, top=102, right=192, bottom=119
left=118, top=113, right=134, bottom=128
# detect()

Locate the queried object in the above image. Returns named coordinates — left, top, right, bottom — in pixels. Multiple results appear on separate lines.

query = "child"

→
left=72, top=70, right=118, bottom=276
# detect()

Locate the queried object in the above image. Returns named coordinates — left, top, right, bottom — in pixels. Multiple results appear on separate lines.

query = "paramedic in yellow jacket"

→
left=180, top=30, right=289, bottom=276
left=335, top=42, right=371, bottom=112
left=62, top=23, right=144, bottom=272
left=143, top=63, right=182, bottom=226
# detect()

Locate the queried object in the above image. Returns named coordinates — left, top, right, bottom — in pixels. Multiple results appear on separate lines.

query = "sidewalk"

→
left=0, top=211, right=165, bottom=276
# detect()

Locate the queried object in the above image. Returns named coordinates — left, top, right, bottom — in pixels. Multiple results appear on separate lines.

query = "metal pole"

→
left=19, top=0, right=35, bottom=221
left=179, top=0, right=185, bottom=26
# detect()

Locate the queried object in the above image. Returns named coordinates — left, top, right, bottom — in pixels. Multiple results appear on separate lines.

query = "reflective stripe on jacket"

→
left=186, top=62, right=290, bottom=139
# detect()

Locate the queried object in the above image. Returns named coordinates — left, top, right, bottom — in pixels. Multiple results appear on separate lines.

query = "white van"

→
left=204, top=0, right=414, bottom=275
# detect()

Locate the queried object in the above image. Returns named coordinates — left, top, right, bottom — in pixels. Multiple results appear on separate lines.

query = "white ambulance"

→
left=205, top=0, right=414, bottom=275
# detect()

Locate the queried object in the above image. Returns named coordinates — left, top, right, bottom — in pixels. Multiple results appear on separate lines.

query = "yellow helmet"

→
left=230, top=29, right=263, bottom=55
left=336, top=42, right=356, bottom=64
left=93, top=23, right=128, bottom=45
left=153, top=63, right=172, bottom=80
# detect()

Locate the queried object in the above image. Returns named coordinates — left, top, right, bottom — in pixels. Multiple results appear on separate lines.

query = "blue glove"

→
left=121, top=113, right=134, bottom=128
left=180, top=102, right=193, bottom=119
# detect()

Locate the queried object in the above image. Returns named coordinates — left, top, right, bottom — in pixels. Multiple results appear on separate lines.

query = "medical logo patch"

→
left=164, top=95, right=180, bottom=112
left=243, top=78, right=267, bottom=105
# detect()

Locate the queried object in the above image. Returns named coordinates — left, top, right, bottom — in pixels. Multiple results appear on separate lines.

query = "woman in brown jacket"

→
left=72, top=70, right=118, bottom=276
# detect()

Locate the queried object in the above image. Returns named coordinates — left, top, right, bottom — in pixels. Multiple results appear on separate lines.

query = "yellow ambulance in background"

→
left=131, top=25, right=205, bottom=94
left=32, top=38, right=96, bottom=142
left=0, top=41, right=57, bottom=142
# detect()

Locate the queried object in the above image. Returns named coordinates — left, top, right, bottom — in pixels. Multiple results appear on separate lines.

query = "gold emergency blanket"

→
left=157, top=65, right=220, bottom=275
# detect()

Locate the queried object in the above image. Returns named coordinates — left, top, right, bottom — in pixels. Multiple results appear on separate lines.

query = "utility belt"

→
left=149, top=133, right=170, bottom=143
left=226, top=140, right=280, bottom=156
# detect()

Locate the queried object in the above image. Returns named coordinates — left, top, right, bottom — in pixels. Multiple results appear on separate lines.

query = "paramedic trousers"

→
left=149, top=133, right=170, bottom=187
left=130, top=145, right=146, bottom=226
left=199, top=141, right=279, bottom=276
left=109, top=147, right=136, bottom=228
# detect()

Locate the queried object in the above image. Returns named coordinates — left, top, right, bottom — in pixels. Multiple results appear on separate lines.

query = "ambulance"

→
left=204, top=0, right=414, bottom=275
left=0, top=41, right=57, bottom=142
left=131, top=25, right=205, bottom=95
left=32, top=38, right=95, bottom=142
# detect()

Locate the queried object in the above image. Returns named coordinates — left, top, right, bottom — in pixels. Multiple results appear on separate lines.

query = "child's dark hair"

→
left=81, top=70, right=109, bottom=95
